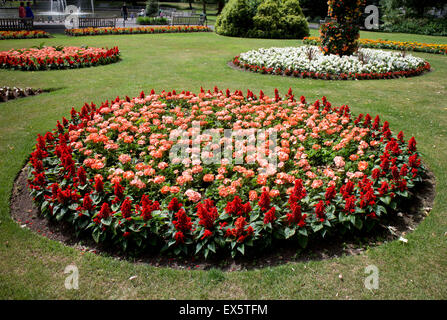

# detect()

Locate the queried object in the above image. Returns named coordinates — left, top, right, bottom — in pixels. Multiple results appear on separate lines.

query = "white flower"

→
left=238, top=46, right=426, bottom=75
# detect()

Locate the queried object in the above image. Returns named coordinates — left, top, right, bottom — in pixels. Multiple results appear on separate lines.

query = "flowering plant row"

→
left=304, top=37, right=447, bottom=55
left=0, top=30, right=51, bottom=40
left=0, top=46, right=120, bottom=71
left=234, top=46, right=430, bottom=80
left=65, top=26, right=211, bottom=37
left=27, top=88, right=425, bottom=258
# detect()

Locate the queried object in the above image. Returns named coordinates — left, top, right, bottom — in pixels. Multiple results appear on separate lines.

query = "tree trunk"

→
left=217, top=0, right=225, bottom=14
left=188, top=0, right=193, bottom=11
left=202, top=0, right=207, bottom=14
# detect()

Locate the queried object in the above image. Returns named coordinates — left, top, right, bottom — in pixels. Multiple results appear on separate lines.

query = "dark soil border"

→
left=10, top=164, right=436, bottom=271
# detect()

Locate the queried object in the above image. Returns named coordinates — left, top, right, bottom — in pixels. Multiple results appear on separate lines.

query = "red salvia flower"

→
left=344, top=195, right=356, bottom=214
left=196, top=199, right=218, bottom=230
left=120, top=198, right=132, bottom=219
left=77, top=166, right=87, bottom=185
left=114, top=183, right=124, bottom=199
left=314, top=200, right=326, bottom=222
left=325, top=185, right=337, bottom=202
left=258, top=188, right=271, bottom=211
left=201, top=229, right=213, bottom=240
left=408, top=137, right=417, bottom=152
left=99, top=202, right=111, bottom=219
left=167, top=197, right=182, bottom=212
left=263, top=207, right=276, bottom=224
left=95, top=176, right=104, bottom=193
left=172, top=209, right=192, bottom=233
left=82, top=194, right=94, bottom=211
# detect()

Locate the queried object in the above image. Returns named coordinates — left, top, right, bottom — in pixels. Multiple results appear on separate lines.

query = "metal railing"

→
left=0, top=18, right=34, bottom=31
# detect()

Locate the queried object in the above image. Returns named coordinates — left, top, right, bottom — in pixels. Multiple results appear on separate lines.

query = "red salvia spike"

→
left=200, top=87, right=204, bottom=93
left=288, top=87, right=293, bottom=96
left=300, top=95, right=306, bottom=104
left=226, top=88, right=230, bottom=97
left=139, top=91, right=145, bottom=98
left=259, top=90, right=264, bottom=99
left=214, top=86, right=219, bottom=93
left=150, top=89, right=155, bottom=94
left=125, top=96, right=131, bottom=102
left=172, top=89, right=176, bottom=95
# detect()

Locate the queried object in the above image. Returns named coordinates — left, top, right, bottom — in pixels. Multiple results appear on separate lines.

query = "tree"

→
left=320, top=0, right=366, bottom=56
left=146, top=0, right=159, bottom=16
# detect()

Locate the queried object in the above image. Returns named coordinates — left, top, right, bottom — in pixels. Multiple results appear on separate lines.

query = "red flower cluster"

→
left=26, top=88, right=425, bottom=257
left=0, top=46, right=120, bottom=71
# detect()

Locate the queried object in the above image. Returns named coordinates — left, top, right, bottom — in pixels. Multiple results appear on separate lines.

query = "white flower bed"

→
left=238, top=46, right=427, bottom=75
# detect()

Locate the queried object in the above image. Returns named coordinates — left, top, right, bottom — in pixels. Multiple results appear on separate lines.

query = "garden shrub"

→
left=136, top=16, right=168, bottom=25
left=381, top=18, right=447, bottom=37
left=215, top=0, right=309, bottom=39
left=215, top=0, right=254, bottom=37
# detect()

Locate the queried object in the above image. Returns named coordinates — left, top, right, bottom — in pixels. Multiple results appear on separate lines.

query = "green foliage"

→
left=215, top=0, right=254, bottom=37
left=146, top=0, right=160, bottom=16
left=136, top=16, right=168, bottom=25
left=381, top=17, right=447, bottom=36
left=215, top=0, right=309, bottom=39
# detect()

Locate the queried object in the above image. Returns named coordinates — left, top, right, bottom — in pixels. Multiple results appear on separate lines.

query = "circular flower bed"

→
left=27, top=88, right=425, bottom=258
left=0, top=46, right=120, bottom=71
left=233, top=46, right=431, bottom=80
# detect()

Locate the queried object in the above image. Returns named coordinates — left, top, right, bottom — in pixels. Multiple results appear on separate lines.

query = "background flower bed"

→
left=304, top=37, right=447, bottom=55
left=65, top=26, right=211, bottom=37
left=0, top=30, right=51, bottom=40
left=234, top=46, right=430, bottom=80
left=27, top=88, right=425, bottom=258
left=0, top=46, right=120, bottom=71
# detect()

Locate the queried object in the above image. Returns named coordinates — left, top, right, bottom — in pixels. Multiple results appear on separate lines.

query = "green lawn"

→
left=0, top=32, right=446, bottom=299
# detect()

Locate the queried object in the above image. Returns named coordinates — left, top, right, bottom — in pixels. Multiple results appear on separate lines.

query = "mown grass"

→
left=0, top=31, right=446, bottom=299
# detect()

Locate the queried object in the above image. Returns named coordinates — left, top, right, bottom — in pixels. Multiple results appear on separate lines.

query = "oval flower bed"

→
left=304, top=36, right=447, bottom=55
left=65, top=26, right=211, bottom=37
left=27, top=88, right=425, bottom=258
left=233, top=46, right=430, bottom=80
left=0, top=46, right=120, bottom=71
left=0, top=30, right=51, bottom=40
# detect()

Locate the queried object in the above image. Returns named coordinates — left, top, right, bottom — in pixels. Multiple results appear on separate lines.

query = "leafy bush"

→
left=136, top=16, right=168, bottom=25
left=381, top=18, right=447, bottom=36
left=215, top=0, right=254, bottom=37
left=215, top=0, right=309, bottom=39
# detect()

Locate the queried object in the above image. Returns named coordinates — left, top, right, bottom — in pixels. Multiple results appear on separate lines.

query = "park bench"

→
left=78, top=17, right=116, bottom=28
left=0, top=18, right=34, bottom=31
left=170, top=15, right=205, bottom=26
